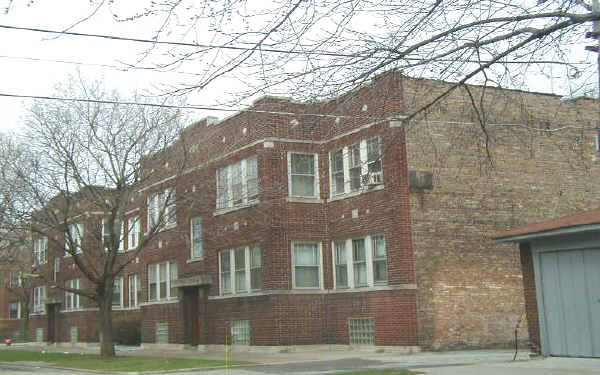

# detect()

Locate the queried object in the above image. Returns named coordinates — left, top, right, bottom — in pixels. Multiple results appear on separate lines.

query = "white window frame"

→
left=9, top=301, right=21, bottom=319
left=33, top=236, right=48, bottom=265
left=230, top=320, right=251, bottom=345
left=65, top=279, right=81, bottom=311
left=190, top=216, right=203, bottom=259
left=147, top=188, right=177, bottom=231
left=287, top=152, right=320, bottom=198
left=102, top=219, right=124, bottom=252
left=128, top=216, right=140, bottom=250
left=216, top=156, right=258, bottom=210
left=65, top=223, right=83, bottom=256
left=33, top=286, right=46, bottom=314
left=332, top=234, right=387, bottom=289
left=53, top=258, right=60, bottom=282
left=147, top=260, right=178, bottom=301
left=112, top=277, right=123, bottom=307
left=329, top=137, right=383, bottom=197
left=9, top=271, right=22, bottom=288
left=291, top=241, right=323, bottom=290
left=219, top=245, right=261, bottom=295
left=128, top=274, right=141, bottom=308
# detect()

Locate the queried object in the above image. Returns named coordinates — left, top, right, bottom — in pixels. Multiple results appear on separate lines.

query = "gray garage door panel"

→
left=539, top=249, right=599, bottom=357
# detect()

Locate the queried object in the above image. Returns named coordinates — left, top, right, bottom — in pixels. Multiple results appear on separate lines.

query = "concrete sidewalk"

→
left=419, top=357, right=600, bottom=375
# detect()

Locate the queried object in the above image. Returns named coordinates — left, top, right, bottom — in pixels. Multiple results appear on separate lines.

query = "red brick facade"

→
left=21, top=73, right=600, bottom=351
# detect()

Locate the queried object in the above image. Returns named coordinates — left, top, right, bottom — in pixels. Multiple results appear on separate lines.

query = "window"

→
left=288, top=153, right=319, bottom=198
left=33, top=286, right=46, bottom=313
left=128, top=216, right=140, bottom=250
left=292, top=242, right=322, bottom=289
left=349, top=318, right=375, bottom=345
left=53, top=258, right=60, bottom=282
left=65, top=223, right=83, bottom=256
left=148, top=260, right=178, bottom=301
left=128, top=274, right=141, bottom=308
left=65, top=279, right=81, bottom=310
left=216, top=156, right=258, bottom=209
left=230, top=320, right=250, bottom=345
left=219, top=245, right=262, bottom=295
left=156, top=322, right=169, bottom=344
left=190, top=216, right=203, bottom=259
left=148, top=189, right=177, bottom=231
left=9, top=302, right=20, bottom=319
left=9, top=271, right=21, bottom=288
left=329, top=137, right=383, bottom=197
left=112, top=277, right=123, bottom=307
left=332, top=234, right=387, bottom=289
left=102, top=219, right=124, bottom=252
left=33, top=236, right=47, bottom=265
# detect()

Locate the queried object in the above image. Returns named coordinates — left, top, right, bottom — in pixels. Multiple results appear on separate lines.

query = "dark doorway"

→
left=181, top=287, right=199, bottom=346
left=47, top=304, right=58, bottom=343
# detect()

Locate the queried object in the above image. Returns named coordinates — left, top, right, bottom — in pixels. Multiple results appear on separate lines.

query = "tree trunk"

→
left=98, top=298, right=115, bottom=357
left=22, top=311, right=30, bottom=342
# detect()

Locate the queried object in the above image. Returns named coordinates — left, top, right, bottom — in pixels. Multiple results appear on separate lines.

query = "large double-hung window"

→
left=333, top=234, right=387, bottom=289
left=148, top=260, right=178, bottom=301
left=330, top=137, right=382, bottom=197
left=102, top=219, right=124, bottom=252
left=65, top=279, right=81, bottom=310
left=33, top=286, right=46, bottom=313
left=148, top=189, right=177, bottom=231
left=288, top=152, right=319, bottom=198
left=33, top=237, right=47, bottom=265
left=217, top=156, right=258, bottom=210
left=219, top=245, right=261, bottom=295
left=292, top=242, right=322, bottom=289
left=65, top=223, right=83, bottom=256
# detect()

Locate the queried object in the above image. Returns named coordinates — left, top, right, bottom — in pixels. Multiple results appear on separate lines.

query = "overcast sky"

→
left=1, top=1, right=597, bottom=134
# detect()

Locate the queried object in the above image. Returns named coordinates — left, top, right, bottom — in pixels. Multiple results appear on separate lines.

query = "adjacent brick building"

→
left=23, top=72, right=600, bottom=351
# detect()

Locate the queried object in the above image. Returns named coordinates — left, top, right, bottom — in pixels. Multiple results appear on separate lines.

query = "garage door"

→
left=539, top=249, right=600, bottom=357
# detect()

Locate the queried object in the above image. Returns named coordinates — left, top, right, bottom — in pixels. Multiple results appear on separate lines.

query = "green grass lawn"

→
left=0, top=349, right=245, bottom=372
left=336, top=370, right=422, bottom=375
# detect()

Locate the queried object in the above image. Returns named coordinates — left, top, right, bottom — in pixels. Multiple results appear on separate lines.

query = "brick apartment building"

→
left=23, top=72, right=600, bottom=351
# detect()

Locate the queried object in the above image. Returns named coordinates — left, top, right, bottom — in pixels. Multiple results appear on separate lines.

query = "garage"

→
left=492, top=209, right=600, bottom=358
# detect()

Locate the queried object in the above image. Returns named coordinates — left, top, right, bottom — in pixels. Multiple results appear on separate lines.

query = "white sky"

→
left=0, top=1, right=229, bottom=133
left=0, top=1, right=597, bottom=134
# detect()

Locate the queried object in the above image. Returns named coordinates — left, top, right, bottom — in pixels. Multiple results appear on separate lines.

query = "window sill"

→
left=139, top=298, right=180, bottom=307
left=213, top=200, right=259, bottom=216
left=30, top=312, right=46, bottom=316
left=331, top=284, right=417, bottom=292
left=186, top=257, right=204, bottom=264
left=328, top=184, right=384, bottom=202
left=286, top=197, right=324, bottom=204
left=61, top=307, right=98, bottom=313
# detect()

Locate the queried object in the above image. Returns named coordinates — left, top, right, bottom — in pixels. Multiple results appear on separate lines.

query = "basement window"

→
left=349, top=318, right=375, bottom=345
left=156, top=322, right=169, bottom=344
left=230, top=320, right=250, bottom=345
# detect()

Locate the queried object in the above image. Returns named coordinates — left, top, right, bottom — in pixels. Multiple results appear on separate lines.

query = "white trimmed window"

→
left=190, top=216, right=203, bottom=259
left=128, top=216, right=140, bottom=250
left=102, top=219, right=124, bottom=252
left=65, top=223, right=83, bottom=256
left=112, top=277, right=123, bottom=307
left=329, top=137, right=383, bottom=197
left=9, top=301, right=20, bottom=319
left=53, top=258, right=60, bottom=282
left=148, top=260, right=178, bottom=301
left=292, top=242, right=322, bottom=289
left=231, top=320, right=251, bottom=345
left=65, top=279, right=81, bottom=310
left=9, top=271, right=21, bottom=288
left=128, top=274, right=141, bottom=308
left=33, top=237, right=47, bottom=265
left=148, top=188, right=177, bottom=231
left=219, top=245, right=261, bottom=295
left=33, top=286, right=45, bottom=313
left=216, top=156, right=258, bottom=209
left=332, top=235, right=387, bottom=289
left=288, top=152, right=320, bottom=198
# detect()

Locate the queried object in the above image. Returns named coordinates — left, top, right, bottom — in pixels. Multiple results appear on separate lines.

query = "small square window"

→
left=230, top=320, right=251, bottom=345
left=349, top=318, right=374, bottom=345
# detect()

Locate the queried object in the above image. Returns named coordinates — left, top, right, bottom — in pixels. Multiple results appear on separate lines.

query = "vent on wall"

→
left=409, top=170, right=433, bottom=191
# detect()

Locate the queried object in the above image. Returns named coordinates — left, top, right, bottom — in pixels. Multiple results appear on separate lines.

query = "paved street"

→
left=0, top=346, right=598, bottom=375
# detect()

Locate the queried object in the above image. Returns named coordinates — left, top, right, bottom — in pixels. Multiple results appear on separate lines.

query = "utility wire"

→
left=0, top=91, right=391, bottom=121
left=0, top=24, right=592, bottom=65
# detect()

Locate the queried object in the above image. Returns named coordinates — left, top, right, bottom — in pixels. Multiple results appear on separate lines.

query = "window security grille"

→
left=349, top=318, right=374, bottom=345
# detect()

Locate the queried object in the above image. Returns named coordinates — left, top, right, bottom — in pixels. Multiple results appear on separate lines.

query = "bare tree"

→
left=8, top=76, right=190, bottom=357
left=97, top=1, right=599, bottom=106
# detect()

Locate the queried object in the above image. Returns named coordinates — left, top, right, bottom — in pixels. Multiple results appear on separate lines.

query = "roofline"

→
left=492, top=223, right=600, bottom=244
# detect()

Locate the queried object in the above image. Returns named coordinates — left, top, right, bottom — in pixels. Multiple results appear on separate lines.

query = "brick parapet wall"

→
left=404, top=77, right=600, bottom=349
